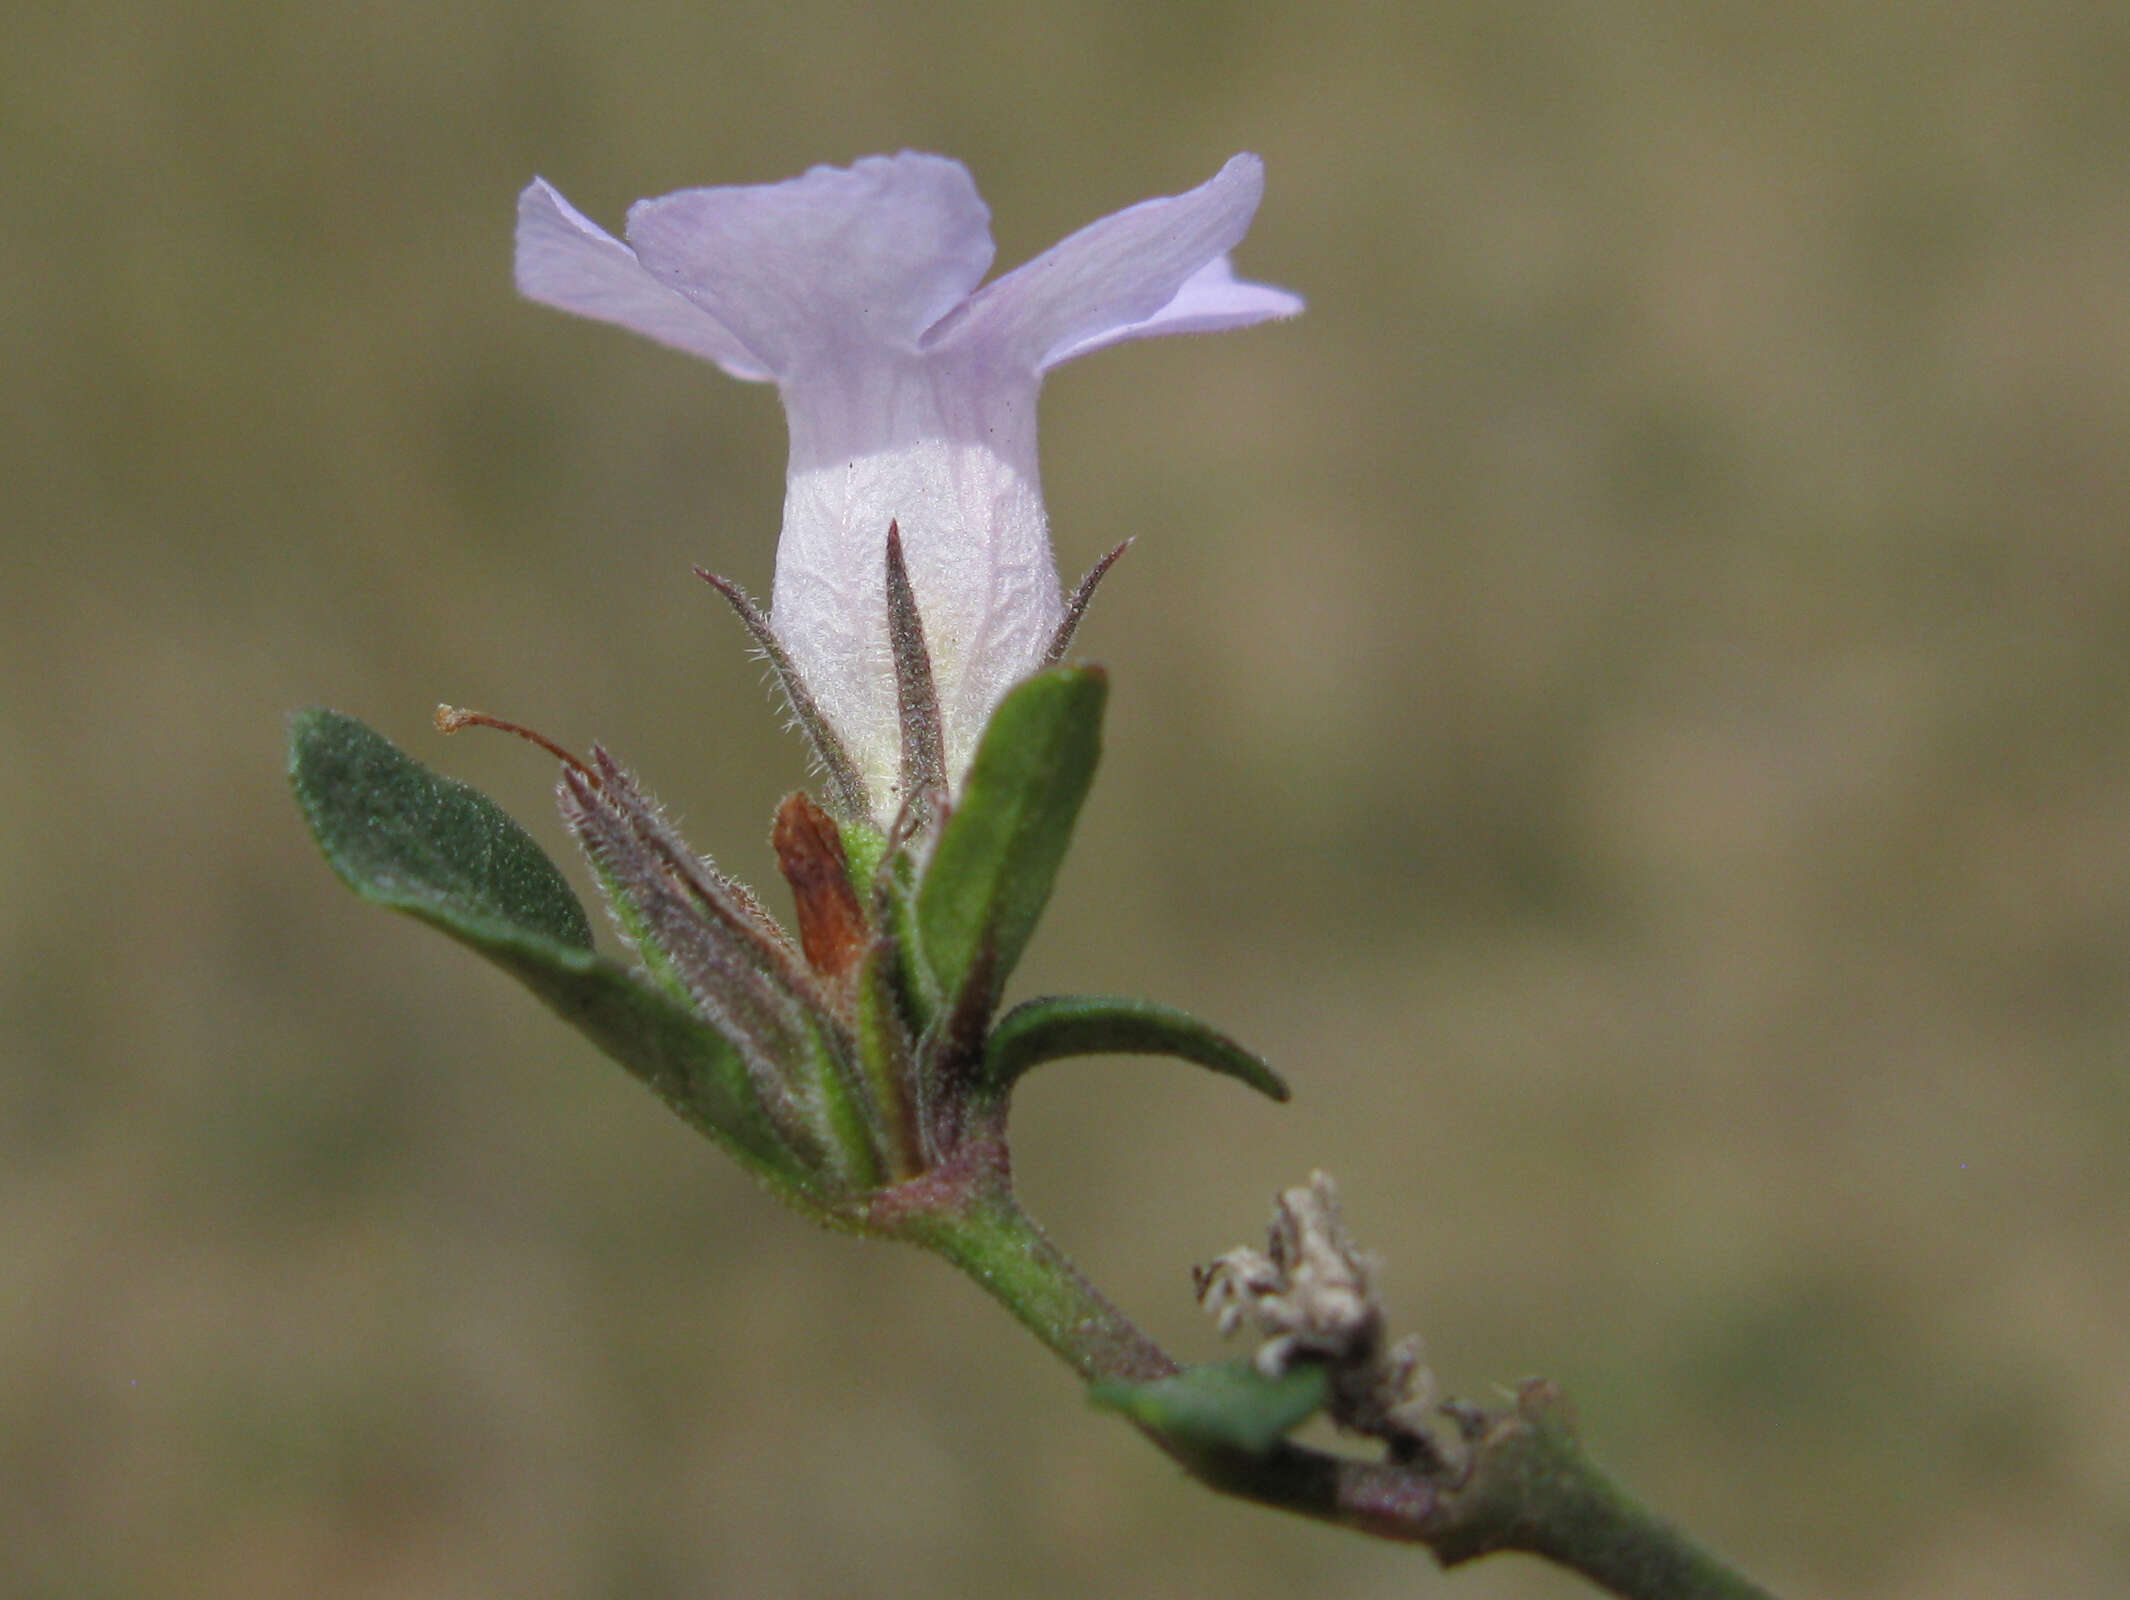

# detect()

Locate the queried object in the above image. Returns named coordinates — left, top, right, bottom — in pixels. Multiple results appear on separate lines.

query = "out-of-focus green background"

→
left=9, top=2, right=2130, bottom=1595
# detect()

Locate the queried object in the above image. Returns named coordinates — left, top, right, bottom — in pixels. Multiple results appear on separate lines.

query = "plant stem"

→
left=886, top=1166, right=1175, bottom=1383
left=889, top=1168, right=1778, bottom=1599
left=1428, top=1382, right=1780, bottom=1599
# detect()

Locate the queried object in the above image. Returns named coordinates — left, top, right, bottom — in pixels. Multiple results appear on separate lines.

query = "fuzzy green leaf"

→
left=984, top=994, right=1289, bottom=1103
left=1091, top=1359, right=1331, bottom=1457
left=290, top=707, right=593, bottom=951
left=915, top=667, right=1106, bottom=1026
left=287, top=710, right=812, bottom=1190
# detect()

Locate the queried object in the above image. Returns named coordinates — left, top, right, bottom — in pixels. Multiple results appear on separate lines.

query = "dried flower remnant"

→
left=1197, top=1172, right=1456, bottom=1471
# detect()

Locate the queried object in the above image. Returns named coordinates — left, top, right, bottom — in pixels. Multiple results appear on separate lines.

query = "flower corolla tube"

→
left=516, top=152, right=1300, bottom=826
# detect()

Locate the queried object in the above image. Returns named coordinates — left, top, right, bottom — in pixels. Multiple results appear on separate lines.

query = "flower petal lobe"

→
left=626, top=154, right=995, bottom=376
left=946, top=154, right=1291, bottom=372
left=515, top=178, right=773, bottom=380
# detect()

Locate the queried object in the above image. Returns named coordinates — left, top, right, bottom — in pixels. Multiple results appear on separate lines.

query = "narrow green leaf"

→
left=288, top=710, right=813, bottom=1191
left=984, top=994, right=1289, bottom=1103
left=915, top=667, right=1106, bottom=1025
left=1090, top=1359, right=1331, bottom=1457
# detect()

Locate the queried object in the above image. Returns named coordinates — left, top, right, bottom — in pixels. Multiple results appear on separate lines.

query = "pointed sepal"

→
left=1042, top=540, right=1130, bottom=666
left=883, top=522, right=948, bottom=827
left=983, top=994, right=1289, bottom=1104
left=915, top=666, right=1107, bottom=1031
left=696, top=567, right=870, bottom=822
left=1090, top=1358, right=1331, bottom=1458
left=560, top=751, right=884, bottom=1190
left=288, top=709, right=817, bottom=1195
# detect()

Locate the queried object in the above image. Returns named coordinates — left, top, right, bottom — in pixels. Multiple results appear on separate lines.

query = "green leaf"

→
left=290, top=707, right=593, bottom=951
left=1091, top=1359, right=1331, bottom=1457
left=287, top=710, right=813, bottom=1192
left=853, top=940, right=920, bottom=1178
left=984, top=994, right=1289, bottom=1103
left=510, top=947, right=818, bottom=1193
left=915, top=667, right=1106, bottom=1026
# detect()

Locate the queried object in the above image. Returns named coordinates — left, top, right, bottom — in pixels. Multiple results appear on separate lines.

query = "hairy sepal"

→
left=561, top=752, right=881, bottom=1188
left=287, top=710, right=816, bottom=1194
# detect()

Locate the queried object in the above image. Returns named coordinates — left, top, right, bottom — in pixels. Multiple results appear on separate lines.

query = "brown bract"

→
left=772, top=789, right=870, bottom=988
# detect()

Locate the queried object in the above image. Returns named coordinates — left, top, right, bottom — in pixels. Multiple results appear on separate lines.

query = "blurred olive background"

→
left=8, top=2, right=2130, bottom=1595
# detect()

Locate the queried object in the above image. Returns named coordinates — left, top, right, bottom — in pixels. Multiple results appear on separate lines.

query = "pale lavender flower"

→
left=516, top=152, right=1299, bottom=825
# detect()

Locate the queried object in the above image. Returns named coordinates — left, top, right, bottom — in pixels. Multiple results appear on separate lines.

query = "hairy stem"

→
left=883, top=1161, right=1174, bottom=1383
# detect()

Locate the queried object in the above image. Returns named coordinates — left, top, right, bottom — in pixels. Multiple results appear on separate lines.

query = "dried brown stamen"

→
left=434, top=704, right=595, bottom=783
